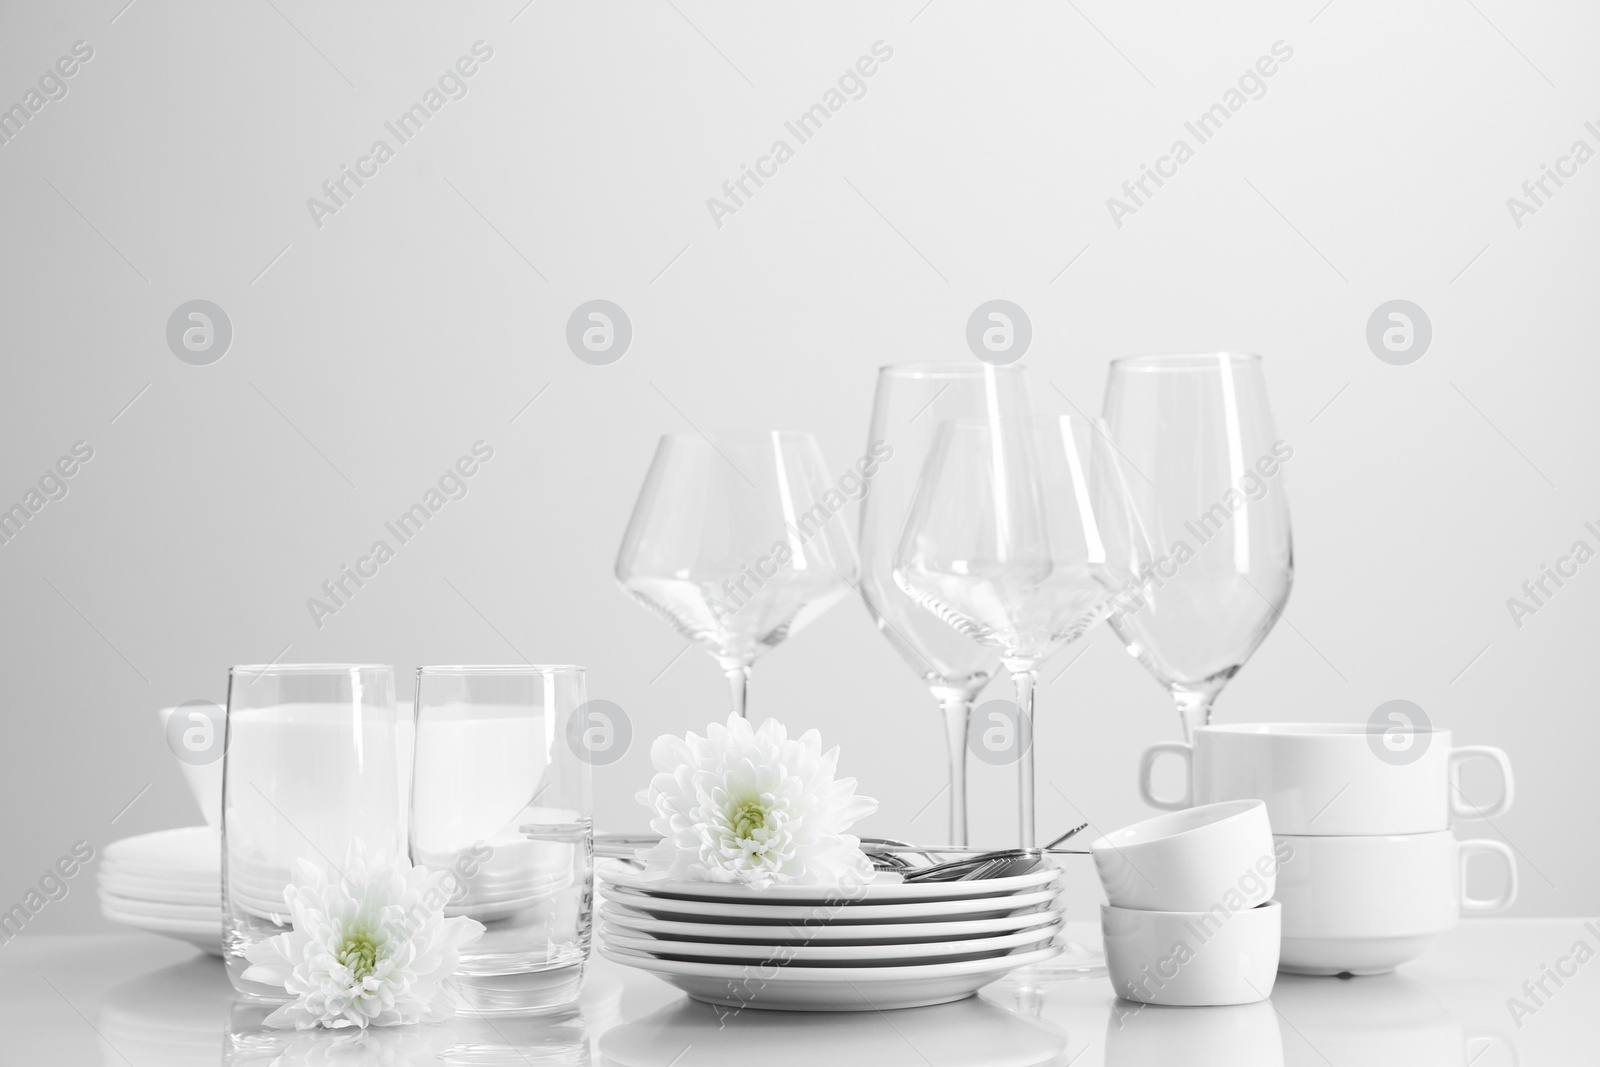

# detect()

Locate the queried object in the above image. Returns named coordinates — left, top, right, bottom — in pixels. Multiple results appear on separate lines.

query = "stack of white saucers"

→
left=597, top=861, right=1063, bottom=1011
left=98, top=826, right=222, bottom=955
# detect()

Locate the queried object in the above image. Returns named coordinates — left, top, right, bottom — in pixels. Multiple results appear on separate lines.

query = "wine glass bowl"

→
left=615, top=431, right=857, bottom=716
left=892, top=415, right=1149, bottom=846
left=857, top=363, right=1033, bottom=845
left=1101, top=352, right=1294, bottom=740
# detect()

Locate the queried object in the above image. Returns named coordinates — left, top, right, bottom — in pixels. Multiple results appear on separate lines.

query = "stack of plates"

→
left=98, top=826, right=222, bottom=955
left=597, top=862, right=1063, bottom=1011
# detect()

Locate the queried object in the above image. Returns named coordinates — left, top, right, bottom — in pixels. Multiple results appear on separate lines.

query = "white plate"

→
left=602, top=923, right=1059, bottom=965
left=599, top=943, right=1061, bottom=1011
left=104, top=827, right=219, bottom=873
left=600, top=885, right=1058, bottom=924
left=600, top=902, right=1064, bottom=945
left=101, top=905, right=222, bottom=955
left=98, top=873, right=219, bottom=906
left=599, top=862, right=1060, bottom=904
left=98, top=892, right=220, bottom=922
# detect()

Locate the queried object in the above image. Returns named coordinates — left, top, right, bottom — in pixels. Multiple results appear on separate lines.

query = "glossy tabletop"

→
left=1, top=919, right=1593, bottom=1065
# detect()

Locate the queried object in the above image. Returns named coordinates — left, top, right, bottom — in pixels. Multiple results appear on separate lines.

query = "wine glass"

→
left=858, top=362, right=1032, bottom=846
left=893, top=416, right=1148, bottom=847
left=615, top=431, right=857, bottom=717
left=1101, top=352, right=1294, bottom=741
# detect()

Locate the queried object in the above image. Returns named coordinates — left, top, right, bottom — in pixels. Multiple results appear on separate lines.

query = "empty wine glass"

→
left=858, top=362, right=1032, bottom=846
left=894, top=416, right=1148, bottom=847
left=615, top=431, right=858, bottom=717
left=1101, top=352, right=1294, bottom=741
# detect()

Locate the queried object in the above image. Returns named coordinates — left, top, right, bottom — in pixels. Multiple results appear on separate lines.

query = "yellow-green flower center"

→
left=336, top=928, right=382, bottom=982
left=730, top=798, right=771, bottom=841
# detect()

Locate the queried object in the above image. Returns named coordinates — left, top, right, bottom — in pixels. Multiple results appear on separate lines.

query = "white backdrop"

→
left=1, top=0, right=1595, bottom=934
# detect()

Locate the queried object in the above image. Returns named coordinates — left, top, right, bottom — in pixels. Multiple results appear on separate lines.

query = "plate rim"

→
left=600, top=922, right=1060, bottom=963
left=597, top=861, right=1060, bottom=903
left=599, top=885, right=1060, bottom=922
left=598, top=902, right=1065, bottom=943
left=599, top=942, right=1062, bottom=982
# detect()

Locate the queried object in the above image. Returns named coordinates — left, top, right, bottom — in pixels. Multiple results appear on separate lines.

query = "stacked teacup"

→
left=1090, top=800, right=1282, bottom=1005
left=1139, top=722, right=1516, bottom=975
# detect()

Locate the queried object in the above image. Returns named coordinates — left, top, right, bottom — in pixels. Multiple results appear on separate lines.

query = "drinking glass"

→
left=222, top=664, right=405, bottom=998
left=893, top=416, right=1148, bottom=847
left=615, top=431, right=858, bottom=717
left=858, top=362, right=1032, bottom=845
left=1101, top=353, right=1294, bottom=741
left=411, top=665, right=592, bottom=1015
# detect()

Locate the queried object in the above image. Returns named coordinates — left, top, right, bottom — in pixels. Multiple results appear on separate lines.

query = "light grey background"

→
left=1, top=0, right=1595, bottom=935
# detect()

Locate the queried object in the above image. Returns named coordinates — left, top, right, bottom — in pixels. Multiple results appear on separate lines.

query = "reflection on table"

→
left=599, top=994, right=1066, bottom=1067
left=11, top=921, right=1572, bottom=1067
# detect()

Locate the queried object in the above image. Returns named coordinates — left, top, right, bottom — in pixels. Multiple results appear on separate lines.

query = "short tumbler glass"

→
left=222, top=664, right=406, bottom=997
left=411, top=665, right=594, bottom=1015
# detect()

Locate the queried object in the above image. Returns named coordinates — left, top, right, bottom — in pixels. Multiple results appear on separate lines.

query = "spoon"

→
left=898, top=823, right=1092, bottom=882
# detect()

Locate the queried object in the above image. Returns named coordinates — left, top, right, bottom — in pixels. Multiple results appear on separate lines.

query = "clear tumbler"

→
left=221, top=664, right=405, bottom=997
left=411, top=665, right=594, bottom=1015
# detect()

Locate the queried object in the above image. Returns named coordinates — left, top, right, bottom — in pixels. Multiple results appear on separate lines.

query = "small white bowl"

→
left=1090, top=799, right=1276, bottom=912
left=1102, top=899, right=1281, bottom=1006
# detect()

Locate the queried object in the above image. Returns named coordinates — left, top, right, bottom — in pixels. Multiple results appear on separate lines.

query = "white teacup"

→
left=1102, top=900, right=1281, bottom=1006
left=1139, top=723, right=1513, bottom=835
left=1090, top=800, right=1278, bottom=912
left=1273, top=831, right=1517, bottom=975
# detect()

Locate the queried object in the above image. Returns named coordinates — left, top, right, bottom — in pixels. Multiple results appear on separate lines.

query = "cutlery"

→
left=592, top=830, right=1092, bottom=875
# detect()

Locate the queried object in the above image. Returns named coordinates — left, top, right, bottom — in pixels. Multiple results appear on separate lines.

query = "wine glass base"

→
left=1028, top=937, right=1106, bottom=976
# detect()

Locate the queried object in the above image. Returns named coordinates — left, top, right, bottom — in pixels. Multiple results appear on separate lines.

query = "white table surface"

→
left=1, top=919, right=1594, bottom=1065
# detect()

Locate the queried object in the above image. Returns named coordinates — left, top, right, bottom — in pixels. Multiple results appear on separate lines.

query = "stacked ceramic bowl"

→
left=1091, top=800, right=1281, bottom=1006
left=1139, top=723, right=1519, bottom=975
left=98, top=826, right=222, bottom=955
left=596, top=861, right=1063, bottom=1011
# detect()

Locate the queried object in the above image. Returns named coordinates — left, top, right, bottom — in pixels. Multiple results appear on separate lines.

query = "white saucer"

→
left=601, top=885, right=1058, bottom=924
left=104, top=827, right=219, bottom=874
left=600, top=902, right=1063, bottom=945
left=98, top=873, right=219, bottom=906
left=600, top=862, right=1060, bottom=904
left=99, top=894, right=220, bottom=922
left=602, top=923, right=1059, bottom=965
left=598, top=943, right=1061, bottom=1011
left=100, top=903, right=221, bottom=955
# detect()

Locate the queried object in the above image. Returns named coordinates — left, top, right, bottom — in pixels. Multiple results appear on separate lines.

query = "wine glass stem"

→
left=1172, top=688, right=1215, bottom=742
left=724, top=664, right=751, bottom=719
left=1011, top=666, right=1038, bottom=849
left=931, top=688, right=974, bottom=848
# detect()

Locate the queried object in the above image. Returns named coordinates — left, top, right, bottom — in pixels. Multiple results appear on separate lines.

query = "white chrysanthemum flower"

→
left=636, top=713, right=878, bottom=888
left=241, top=842, right=485, bottom=1030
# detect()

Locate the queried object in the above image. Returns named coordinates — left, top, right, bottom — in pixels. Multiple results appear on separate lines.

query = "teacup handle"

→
left=1137, top=742, right=1192, bottom=810
left=1459, top=839, right=1518, bottom=914
left=1449, top=746, right=1515, bottom=819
